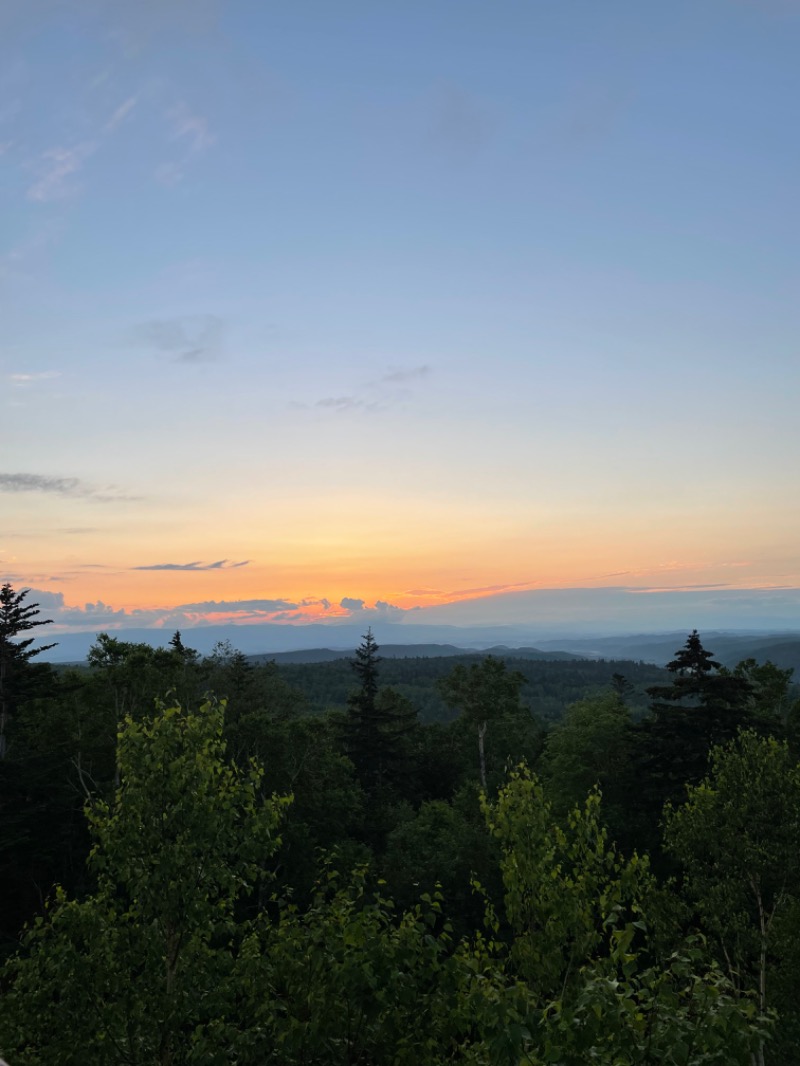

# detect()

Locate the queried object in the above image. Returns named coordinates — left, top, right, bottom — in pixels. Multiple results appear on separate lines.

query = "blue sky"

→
left=3, top=0, right=800, bottom=635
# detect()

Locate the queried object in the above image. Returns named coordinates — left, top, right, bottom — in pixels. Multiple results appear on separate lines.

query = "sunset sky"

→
left=3, top=0, right=800, bottom=636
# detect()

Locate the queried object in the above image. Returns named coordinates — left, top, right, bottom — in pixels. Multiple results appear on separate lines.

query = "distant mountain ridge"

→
left=35, top=621, right=800, bottom=672
left=251, top=643, right=584, bottom=665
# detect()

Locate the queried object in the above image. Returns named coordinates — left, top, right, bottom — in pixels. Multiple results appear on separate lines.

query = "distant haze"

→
left=29, top=584, right=800, bottom=664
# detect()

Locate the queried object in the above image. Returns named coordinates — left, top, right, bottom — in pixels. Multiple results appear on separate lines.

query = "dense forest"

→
left=2, top=581, right=800, bottom=1064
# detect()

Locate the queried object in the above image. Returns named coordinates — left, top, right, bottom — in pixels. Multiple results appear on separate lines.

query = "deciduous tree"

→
left=438, top=656, right=526, bottom=790
left=664, top=730, right=800, bottom=1066
left=0, top=698, right=288, bottom=1065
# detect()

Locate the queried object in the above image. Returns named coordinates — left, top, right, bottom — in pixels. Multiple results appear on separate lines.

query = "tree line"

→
left=2, top=582, right=800, bottom=1063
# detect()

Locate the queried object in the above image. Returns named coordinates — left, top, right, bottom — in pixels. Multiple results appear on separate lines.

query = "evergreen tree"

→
left=344, top=630, right=417, bottom=796
left=0, top=584, right=56, bottom=757
left=630, top=632, right=758, bottom=858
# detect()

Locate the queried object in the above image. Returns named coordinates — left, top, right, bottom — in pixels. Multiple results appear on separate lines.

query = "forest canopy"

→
left=1, top=596, right=799, bottom=1064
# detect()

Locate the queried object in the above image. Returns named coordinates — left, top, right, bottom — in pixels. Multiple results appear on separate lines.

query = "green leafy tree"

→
left=483, top=765, right=768, bottom=1064
left=240, top=868, right=468, bottom=1066
left=87, top=632, right=205, bottom=725
left=0, top=699, right=288, bottom=1066
left=541, top=690, right=633, bottom=826
left=438, top=656, right=527, bottom=790
left=664, top=731, right=800, bottom=1065
left=382, top=786, right=501, bottom=932
left=730, top=658, right=797, bottom=725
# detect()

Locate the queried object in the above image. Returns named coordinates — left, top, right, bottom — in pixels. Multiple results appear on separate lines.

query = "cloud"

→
left=133, top=315, right=223, bottom=363
left=11, top=589, right=304, bottom=633
left=340, top=597, right=365, bottom=611
left=105, top=95, right=137, bottom=133
left=156, top=101, right=214, bottom=185
left=11, top=590, right=130, bottom=628
left=300, top=597, right=331, bottom=610
left=380, top=365, right=431, bottom=384
left=154, top=161, right=184, bottom=186
left=444, top=580, right=537, bottom=599
left=338, top=596, right=405, bottom=621
left=27, top=142, right=96, bottom=202
left=315, top=396, right=380, bottom=413
left=167, top=102, right=214, bottom=152
left=176, top=598, right=297, bottom=614
left=0, top=473, right=137, bottom=502
left=309, top=364, right=433, bottom=414
left=132, top=559, right=249, bottom=571
left=9, top=370, right=60, bottom=385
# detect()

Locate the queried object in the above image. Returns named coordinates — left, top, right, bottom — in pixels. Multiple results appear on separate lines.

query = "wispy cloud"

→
left=443, top=580, right=538, bottom=600
left=309, top=364, right=433, bottom=414
left=27, top=142, right=96, bottom=202
left=105, top=95, right=137, bottom=133
left=0, top=473, right=137, bottom=502
left=156, top=101, right=214, bottom=184
left=154, top=161, right=183, bottom=187
left=9, top=370, right=60, bottom=385
left=132, top=559, right=249, bottom=571
left=315, top=396, right=380, bottom=413
left=168, top=102, right=214, bottom=152
left=379, top=365, right=431, bottom=384
left=133, top=315, right=224, bottom=363
left=178, top=598, right=296, bottom=614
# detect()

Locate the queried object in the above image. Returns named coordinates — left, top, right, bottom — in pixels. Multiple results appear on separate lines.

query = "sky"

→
left=3, top=0, right=800, bottom=637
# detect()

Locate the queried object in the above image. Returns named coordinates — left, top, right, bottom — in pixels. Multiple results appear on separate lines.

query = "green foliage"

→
left=0, top=640, right=786, bottom=1066
left=0, top=699, right=288, bottom=1066
left=240, top=869, right=464, bottom=1065
left=541, top=691, right=633, bottom=821
left=631, top=633, right=762, bottom=859
left=485, top=766, right=656, bottom=1000
left=343, top=632, right=418, bottom=810
left=277, top=653, right=666, bottom=723
left=483, top=765, right=767, bottom=1064
left=0, top=583, right=56, bottom=755
left=439, top=656, right=527, bottom=789
left=382, top=786, right=501, bottom=931
left=664, top=730, right=800, bottom=1060
left=731, top=657, right=797, bottom=724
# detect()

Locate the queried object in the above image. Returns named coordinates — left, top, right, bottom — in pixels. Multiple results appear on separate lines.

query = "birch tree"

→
left=664, top=731, right=800, bottom=1066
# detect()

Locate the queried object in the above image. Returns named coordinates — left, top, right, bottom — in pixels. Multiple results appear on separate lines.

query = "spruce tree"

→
left=0, top=584, right=56, bottom=757
left=344, top=630, right=417, bottom=795
left=631, top=631, right=757, bottom=856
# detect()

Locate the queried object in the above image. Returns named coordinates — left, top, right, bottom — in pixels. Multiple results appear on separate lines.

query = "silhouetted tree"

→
left=629, top=631, right=758, bottom=859
left=343, top=630, right=416, bottom=796
left=0, top=584, right=56, bottom=757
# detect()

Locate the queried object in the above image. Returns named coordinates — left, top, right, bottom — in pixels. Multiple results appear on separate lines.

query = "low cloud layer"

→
left=12, top=589, right=406, bottom=634
left=132, top=560, right=249, bottom=571
left=339, top=596, right=404, bottom=621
